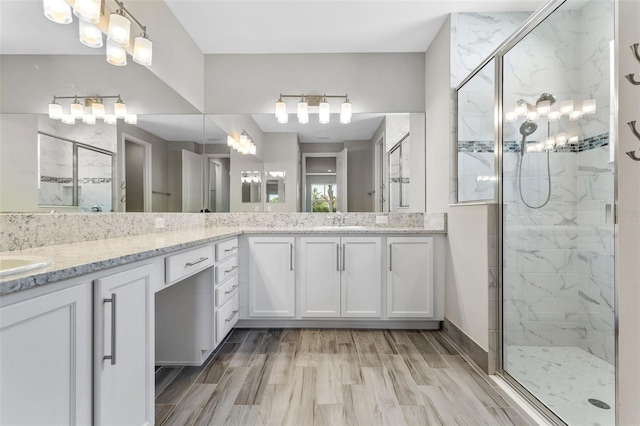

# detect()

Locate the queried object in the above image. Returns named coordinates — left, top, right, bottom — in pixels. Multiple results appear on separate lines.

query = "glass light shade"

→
left=227, top=135, right=235, bottom=146
left=545, top=137, right=555, bottom=148
left=548, top=110, right=561, bottom=121
left=48, top=102, right=62, bottom=120
left=560, top=100, right=574, bottom=115
left=556, top=133, right=567, bottom=144
left=535, top=142, right=544, bottom=152
left=104, top=114, right=116, bottom=125
left=568, top=136, right=580, bottom=144
left=114, top=100, right=127, bottom=118
left=582, top=99, right=597, bottom=115
left=61, top=114, right=75, bottom=124
left=124, top=114, right=137, bottom=124
left=73, top=0, right=100, bottom=24
left=340, top=100, right=352, bottom=124
left=106, top=41, right=127, bottom=66
left=82, top=114, right=96, bottom=124
left=276, top=112, right=288, bottom=124
left=92, top=101, right=105, bottom=118
left=79, top=20, right=103, bottom=48
left=569, top=110, right=582, bottom=121
left=249, top=145, right=257, bottom=155
left=275, top=99, right=287, bottom=119
left=70, top=101, right=84, bottom=118
left=515, top=103, right=527, bottom=117
left=133, top=35, right=153, bottom=66
left=43, top=0, right=72, bottom=24
left=108, top=12, right=130, bottom=48
left=536, top=100, right=551, bottom=116
left=526, top=110, right=539, bottom=121
left=526, top=144, right=535, bottom=153
left=505, top=111, right=517, bottom=123
left=319, top=101, right=330, bottom=124
left=297, top=101, right=309, bottom=124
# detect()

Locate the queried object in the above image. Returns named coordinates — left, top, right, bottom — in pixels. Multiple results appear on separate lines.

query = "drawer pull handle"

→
left=224, top=284, right=239, bottom=295
left=185, top=257, right=209, bottom=267
left=225, top=265, right=239, bottom=274
left=103, top=293, right=117, bottom=366
left=225, top=310, right=239, bottom=323
left=224, top=246, right=238, bottom=253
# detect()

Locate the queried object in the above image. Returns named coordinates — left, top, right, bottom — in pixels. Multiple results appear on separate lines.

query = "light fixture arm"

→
left=112, top=0, right=148, bottom=35
left=52, top=94, right=122, bottom=101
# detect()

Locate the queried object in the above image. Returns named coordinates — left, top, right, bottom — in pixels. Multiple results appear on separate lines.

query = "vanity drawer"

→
left=216, top=294, right=239, bottom=345
left=165, top=245, right=215, bottom=284
left=216, top=238, right=239, bottom=262
left=215, top=256, right=238, bottom=284
left=215, top=275, right=239, bottom=308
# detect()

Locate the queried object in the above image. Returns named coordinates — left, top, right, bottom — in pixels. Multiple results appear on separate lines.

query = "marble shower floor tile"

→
left=505, top=345, right=615, bottom=426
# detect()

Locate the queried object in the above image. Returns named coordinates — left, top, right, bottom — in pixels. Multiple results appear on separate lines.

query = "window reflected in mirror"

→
left=241, top=170, right=261, bottom=203
left=265, top=171, right=285, bottom=203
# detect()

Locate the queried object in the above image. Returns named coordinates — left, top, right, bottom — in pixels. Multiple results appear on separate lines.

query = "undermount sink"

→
left=0, top=256, right=53, bottom=277
left=313, top=225, right=367, bottom=230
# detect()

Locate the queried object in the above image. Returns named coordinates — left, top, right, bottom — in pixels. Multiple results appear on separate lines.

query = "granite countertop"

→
left=0, top=226, right=443, bottom=296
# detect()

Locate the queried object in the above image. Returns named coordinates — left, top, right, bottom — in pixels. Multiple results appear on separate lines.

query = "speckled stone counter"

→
left=0, top=226, right=444, bottom=296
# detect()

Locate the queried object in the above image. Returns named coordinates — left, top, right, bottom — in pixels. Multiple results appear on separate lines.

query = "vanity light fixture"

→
left=275, top=94, right=353, bottom=124
left=228, top=131, right=257, bottom=155
left=43, top=0, right=153, bottom=67
left=47, top=94, right=136, bottom=126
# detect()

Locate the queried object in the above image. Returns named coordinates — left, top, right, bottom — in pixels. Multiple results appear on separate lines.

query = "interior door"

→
left=182, top=150, right=203, bottom=212
left=336, top=148, right=348, bottom=212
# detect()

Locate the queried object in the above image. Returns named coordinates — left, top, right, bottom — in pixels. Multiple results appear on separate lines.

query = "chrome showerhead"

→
left=536, top=92, right=557, bottom=106
left=519, top=120, right=538, bottom=155
left=519, top=120, right=538, bottom=137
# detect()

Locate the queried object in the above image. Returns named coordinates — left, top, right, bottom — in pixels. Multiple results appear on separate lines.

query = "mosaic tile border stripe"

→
left=459, top=133, right=609, bottom=153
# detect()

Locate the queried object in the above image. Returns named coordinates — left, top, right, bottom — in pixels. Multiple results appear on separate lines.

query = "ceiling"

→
left=165, top=0, right=544, bottom=54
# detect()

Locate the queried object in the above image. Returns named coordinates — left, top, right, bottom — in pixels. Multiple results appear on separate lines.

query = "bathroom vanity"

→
left=0, top=225, right=444, bottom=426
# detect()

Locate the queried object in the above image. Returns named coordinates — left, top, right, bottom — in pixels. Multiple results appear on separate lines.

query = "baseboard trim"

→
left=236, top=319, right=442, bottom=329
left=443, top=318, right=490, bottom=373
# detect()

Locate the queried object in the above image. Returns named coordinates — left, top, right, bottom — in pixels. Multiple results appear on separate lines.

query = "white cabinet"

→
left=214, top=237, right=239, bottom=346
left=247, top=236, right=295, bottom=317
left=0, top=282, right=92, bottom=426
left=299, top=237, right=341, bottom=317
left=299, top=237, right=382, bottom=318
left=94, top=263, right=155, bottom=426
left=387, top=237, right=434, bottom=318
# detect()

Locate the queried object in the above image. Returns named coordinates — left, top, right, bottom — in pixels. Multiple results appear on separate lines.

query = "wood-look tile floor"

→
left=155, top=329, right=535, bottom=426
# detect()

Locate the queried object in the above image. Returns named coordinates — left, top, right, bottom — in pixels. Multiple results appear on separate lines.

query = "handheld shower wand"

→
left=517, top=117, right=552, bottom=209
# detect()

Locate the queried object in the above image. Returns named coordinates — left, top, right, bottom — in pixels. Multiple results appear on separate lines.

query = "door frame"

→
left=118, top=134, right=152, bottom=212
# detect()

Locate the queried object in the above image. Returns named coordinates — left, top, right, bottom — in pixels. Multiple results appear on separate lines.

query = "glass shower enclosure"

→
left=457, top=0, right=616, bottom=424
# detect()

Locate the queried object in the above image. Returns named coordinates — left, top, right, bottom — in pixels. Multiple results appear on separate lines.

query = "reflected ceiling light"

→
left=536, top=100, right=551, bottom=116
left=319, top=96, right=330, bottom=124
left=228, top=131, right=257, bottom=155
left=569, top=110, right=582, bottom=121
left=61, top=114, right=75, bottom=124
left=548, top=110, right=561, bottom=121
left=44, top=0, right=153, bottom=68
left=73, top=0, right=101, bottom=24
left=297, top=97, right=309, bottom=124
left=560, top=100, right=574, bottom=115
left=340, top=96, right=352, bottom=124
left=275, top=93, right=352, bottom=124
left=526, top=110, right=539, bottom=121
left=79, top=20, right=103, bottom=48
left=504, top=111, right=517, bottom=123
left=47, top=94, right=135, bottom=125
left=43, top=0, right=72, bottom=24
left=581, top=99, right=597, bottom=115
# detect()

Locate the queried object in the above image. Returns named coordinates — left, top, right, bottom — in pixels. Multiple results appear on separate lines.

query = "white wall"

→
left=204, top=53, right=425, bottom=114
left=262, top=133, right=299, bottom=212
left=616, top=0, right=640, bottom=422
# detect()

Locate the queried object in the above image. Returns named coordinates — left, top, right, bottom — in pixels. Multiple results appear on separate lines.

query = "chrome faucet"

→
left=331, top=211, right=345, bottom=226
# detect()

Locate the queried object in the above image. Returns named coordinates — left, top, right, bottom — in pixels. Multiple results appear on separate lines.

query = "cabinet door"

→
left=94, top=264, right=154, bottom=426
left=0, top=283, right=92, bottom=426
left=341, top=237, right=382, bottom=317
left=387, top=237, right=434, bottom=318
left=248, top=237, right=295, bottom=317
left=299, top=237, right=341, bottom=317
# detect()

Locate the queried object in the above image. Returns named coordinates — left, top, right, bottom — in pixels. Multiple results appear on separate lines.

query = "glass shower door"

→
left=501, top=0, right=615, bottom=424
